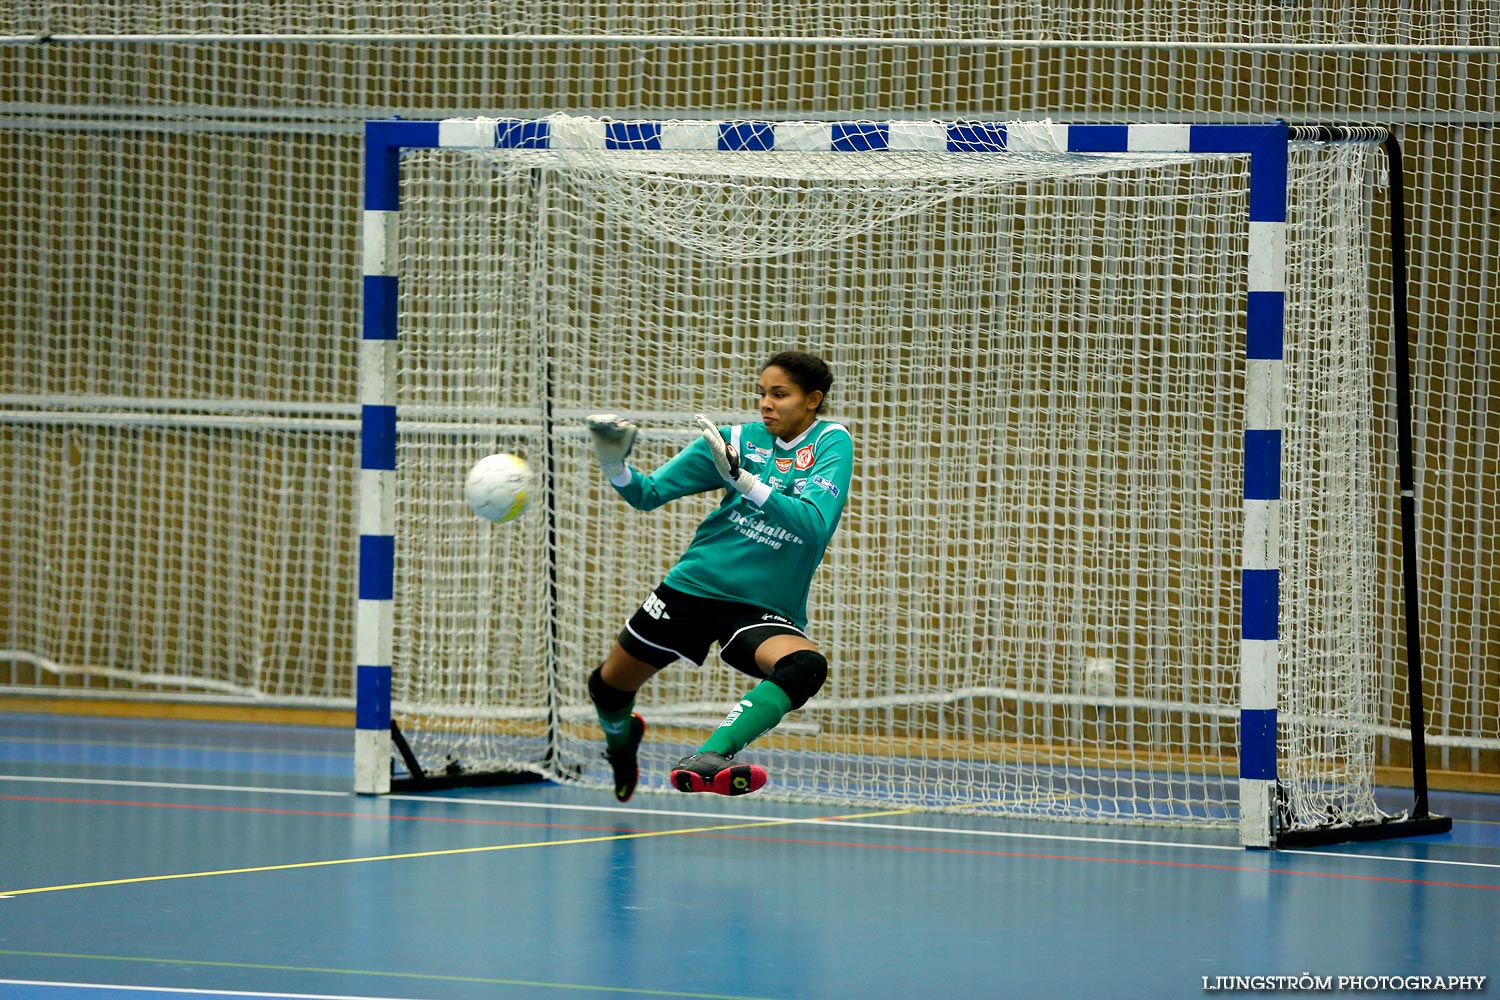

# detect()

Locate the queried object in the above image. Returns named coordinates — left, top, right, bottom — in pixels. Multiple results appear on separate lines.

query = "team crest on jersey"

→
left=775, top=457, right=794, bottom=473
left=795, top=445, right=816, bottom=470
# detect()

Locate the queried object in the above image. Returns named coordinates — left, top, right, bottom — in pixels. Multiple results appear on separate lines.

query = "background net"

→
left=1, top=3, right=1494, bottom=813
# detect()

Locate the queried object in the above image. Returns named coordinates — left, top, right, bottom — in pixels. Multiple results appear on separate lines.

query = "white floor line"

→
left=1278, top=849, right=1500, bottom=871
left=0, top=772, right=1241, bottom=850
left=0, top=774, right=351, bottom=798
left=0, top=981, right=421, bottom=1000
left=389, top=792, right=1251, bottom=852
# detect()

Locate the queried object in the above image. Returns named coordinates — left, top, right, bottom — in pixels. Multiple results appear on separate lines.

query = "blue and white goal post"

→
left=356, top=115, right=1448, bottom=849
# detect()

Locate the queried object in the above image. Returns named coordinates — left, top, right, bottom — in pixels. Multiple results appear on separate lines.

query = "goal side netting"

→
left=361, top=116, right=1430, bottom=846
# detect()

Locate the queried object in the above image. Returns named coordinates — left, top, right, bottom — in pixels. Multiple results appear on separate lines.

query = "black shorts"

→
left=618, top=583, right=807, bottom=677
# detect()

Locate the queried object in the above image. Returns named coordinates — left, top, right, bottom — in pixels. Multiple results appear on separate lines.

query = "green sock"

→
left=700, top=679, right=793, bottom=757
left=596, top=701, right=636, bottom=752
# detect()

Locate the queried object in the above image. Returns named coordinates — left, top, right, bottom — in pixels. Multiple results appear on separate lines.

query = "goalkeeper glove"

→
left=585, top=413, right=638, bottom=478
left=694, top=414, right=761, bottom=498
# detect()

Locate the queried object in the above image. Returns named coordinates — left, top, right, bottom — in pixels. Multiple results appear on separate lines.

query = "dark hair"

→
left=763, top=350, right=833, bottom=412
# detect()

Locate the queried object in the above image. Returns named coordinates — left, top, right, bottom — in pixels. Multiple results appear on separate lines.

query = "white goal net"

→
left=381, top=117, right=1395, bottom=836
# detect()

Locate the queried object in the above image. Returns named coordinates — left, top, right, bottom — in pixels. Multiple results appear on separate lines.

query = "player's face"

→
left=758, top=365, right=822, bottom=440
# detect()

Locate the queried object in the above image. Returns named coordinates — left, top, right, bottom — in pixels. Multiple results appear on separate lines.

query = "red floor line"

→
left=683, top=830, right=1500, bottom=890
left=0, top=794, right=626, bottom=834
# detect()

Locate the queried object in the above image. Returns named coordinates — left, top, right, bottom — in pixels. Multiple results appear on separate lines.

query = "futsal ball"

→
left=464, top=453, right=532, bottom=523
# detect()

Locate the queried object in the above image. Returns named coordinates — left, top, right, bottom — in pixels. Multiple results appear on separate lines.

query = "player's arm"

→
left=757, top=428, right=852, bottom=544
left=585, top=414, right=721, bottom=511
left=694, top=417, right=852, bottom=544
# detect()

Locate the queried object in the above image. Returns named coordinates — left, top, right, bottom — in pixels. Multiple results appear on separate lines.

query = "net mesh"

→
left=0, top=128, right=356, bottom=705
left=1279, top=141, right=1392, bottom=829
left=10, top=3, right=1496, bottom=44
left=1, top=1, right=1495, bottom=823
left=382, top=124, right=1387, bottom=826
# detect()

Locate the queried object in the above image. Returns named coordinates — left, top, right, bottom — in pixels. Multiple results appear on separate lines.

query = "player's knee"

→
left=768, top=650, right=827, bottom=711
left=588, top=666, right=634, bottom=712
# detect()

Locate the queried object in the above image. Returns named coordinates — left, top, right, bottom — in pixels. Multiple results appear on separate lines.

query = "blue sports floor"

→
left=0, top=712, right=1495, bottom=1000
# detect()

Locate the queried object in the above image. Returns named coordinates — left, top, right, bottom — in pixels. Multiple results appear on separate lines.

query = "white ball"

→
left=464, top=453, right=532, bottom=523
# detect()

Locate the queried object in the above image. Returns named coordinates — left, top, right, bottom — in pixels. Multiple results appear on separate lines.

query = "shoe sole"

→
left=669, top=763, right=767, bottom=796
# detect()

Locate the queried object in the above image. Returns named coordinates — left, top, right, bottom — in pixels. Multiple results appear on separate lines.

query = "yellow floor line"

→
left=0, top=806, right=915, bottom=899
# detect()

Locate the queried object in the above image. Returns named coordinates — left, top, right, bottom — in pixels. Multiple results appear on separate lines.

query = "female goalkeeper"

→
left=584, top=350, right=851, bottom=801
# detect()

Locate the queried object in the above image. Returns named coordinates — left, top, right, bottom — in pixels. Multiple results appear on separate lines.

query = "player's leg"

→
left=589, top=641, right=660, bottom=802
left=593, top=585, right=713, bottom=801
left=671, top=628, right=828, bottom=796
left=704, top=632, right=826, bottom=757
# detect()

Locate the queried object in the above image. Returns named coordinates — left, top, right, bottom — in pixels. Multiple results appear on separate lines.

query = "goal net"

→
left=367, top=115, right=1412, bottom=845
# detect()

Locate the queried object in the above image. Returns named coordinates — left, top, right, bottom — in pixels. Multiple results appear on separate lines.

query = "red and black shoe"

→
left=604, top=713, right=646, bottom=802
left=669, top=751, right=767, bottom=796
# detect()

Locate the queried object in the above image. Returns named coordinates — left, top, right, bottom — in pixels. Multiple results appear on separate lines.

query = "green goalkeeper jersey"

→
left=610, top=417, right=853, bottom=628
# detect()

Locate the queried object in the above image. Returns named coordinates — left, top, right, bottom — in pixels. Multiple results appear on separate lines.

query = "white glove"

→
left=585, top=413, right=638, bottom=478
left=694, top=414, right=759, bottom=497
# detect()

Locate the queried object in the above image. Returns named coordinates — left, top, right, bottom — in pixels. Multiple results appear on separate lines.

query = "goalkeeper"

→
left=584, top=350, right=851, bottom=801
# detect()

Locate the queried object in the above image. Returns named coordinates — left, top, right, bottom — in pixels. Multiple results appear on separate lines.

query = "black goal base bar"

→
left=1265, top=125, right=1451, bottom=856
left=387, top=720, right=582, bottom=792
left=1275, top=813, right=1453, bottom=849
left=390, top=769, right=547, bottom=793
